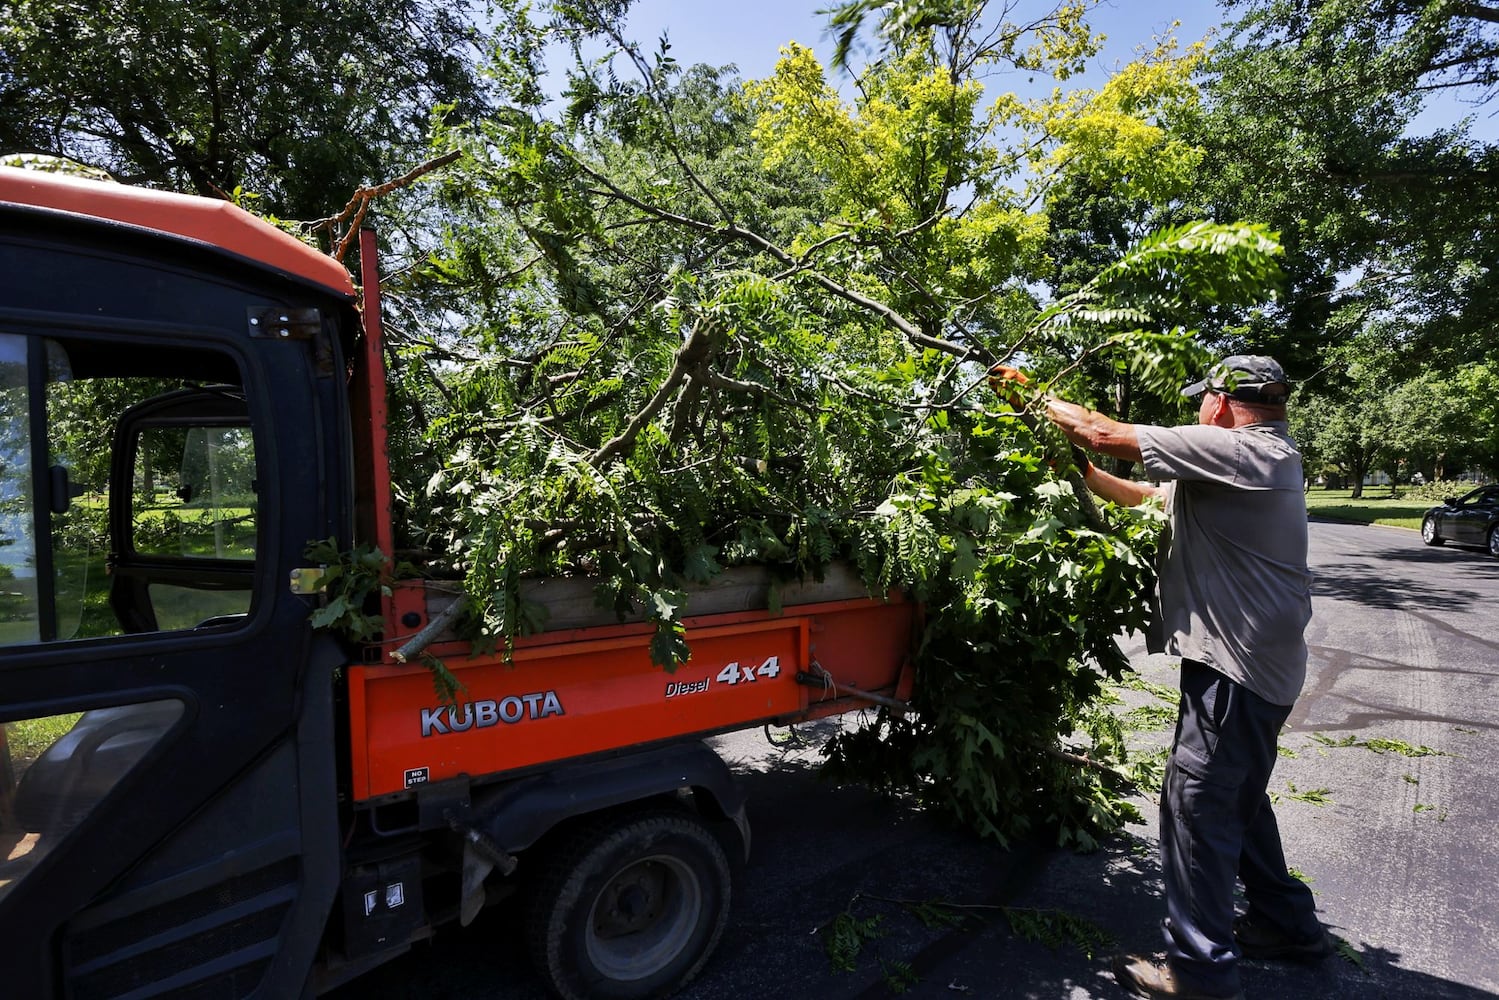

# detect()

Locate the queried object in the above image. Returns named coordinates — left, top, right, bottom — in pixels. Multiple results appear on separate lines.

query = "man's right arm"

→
left=988, top=368, right=1166, bottom=507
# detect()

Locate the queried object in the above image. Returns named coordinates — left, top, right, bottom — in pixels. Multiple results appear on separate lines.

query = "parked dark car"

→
left=1421, top=484, right=1499, bottom=555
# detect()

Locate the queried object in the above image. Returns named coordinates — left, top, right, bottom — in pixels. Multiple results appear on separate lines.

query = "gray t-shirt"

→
left=1136, top=420, right=1313, bottom=706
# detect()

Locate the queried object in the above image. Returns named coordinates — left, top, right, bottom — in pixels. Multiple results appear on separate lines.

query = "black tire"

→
left=1488, top=526, right=1499, bottom=558
left=525, top=810, right=732, bottom=1000
left=1422, top=515, right=1445, bottom=546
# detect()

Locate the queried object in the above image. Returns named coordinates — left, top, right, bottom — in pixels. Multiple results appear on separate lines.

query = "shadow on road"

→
left=1308, top=517, right=1499, bottom=614
left=329, top=520, right=1499, bottom=1000
left=325, top=739, right=1499, bottom=1000
left=694, top=772, right=1499, bottom=1000
left=683, top=767, right=1499, bottom=1000
left=1311, top=551, right=1498, bottom=610
left=1312, top=563, right=1492, bottom=610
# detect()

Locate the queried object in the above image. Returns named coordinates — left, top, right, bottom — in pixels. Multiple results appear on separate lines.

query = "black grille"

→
left=157, top=960, right=271, bottom=1000
left=64, top=858, right=299, bottom=999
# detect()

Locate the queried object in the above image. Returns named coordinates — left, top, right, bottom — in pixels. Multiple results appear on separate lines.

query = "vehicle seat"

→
left=10, top=701, right=183, bottom=834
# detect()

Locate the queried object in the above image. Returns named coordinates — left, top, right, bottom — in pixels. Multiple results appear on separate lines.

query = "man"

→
left=1000, top=355, right=1331, bottom=1000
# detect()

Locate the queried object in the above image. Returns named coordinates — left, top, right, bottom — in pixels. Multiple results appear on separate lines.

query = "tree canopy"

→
left=356, top=0, right=1287, bottom=845
left=1181, top=0, right=1499, bottom=482
left=7, top=0, right=1495, bottom=844
left=0, top=0, right=493, bottom=219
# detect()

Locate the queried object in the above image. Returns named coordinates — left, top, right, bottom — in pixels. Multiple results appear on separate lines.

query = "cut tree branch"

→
left=589, top=317, right=718, bottom=467
left=306, top=150, right=463, bottom=262
left=567, top=158, right=1110, bottom=531
left=572, top=159, right=983, bottom=363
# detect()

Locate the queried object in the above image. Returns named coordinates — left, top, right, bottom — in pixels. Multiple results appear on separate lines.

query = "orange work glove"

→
left=987, top=364, right=1030, bottom=407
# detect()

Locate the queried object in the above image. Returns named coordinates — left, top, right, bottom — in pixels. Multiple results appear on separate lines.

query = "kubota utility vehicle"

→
left=0, top=166, right=916, bottom=1000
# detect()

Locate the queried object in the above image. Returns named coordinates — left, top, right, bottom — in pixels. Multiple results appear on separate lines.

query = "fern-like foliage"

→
left=1003, top=907, right=1115, bottom=959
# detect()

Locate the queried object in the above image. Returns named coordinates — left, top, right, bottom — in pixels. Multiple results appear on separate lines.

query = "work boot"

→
left=1232, top=913, right=1334, bottom=962
left=1110, top=953, right=1244, bottom=1000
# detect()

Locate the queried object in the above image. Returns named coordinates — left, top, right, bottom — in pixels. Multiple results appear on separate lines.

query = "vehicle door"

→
left=1448, top=487, right=1494, bottom=544
left=0, top=227, right=352, bottom=999
left=1454, top=487, right=1499, bottom=545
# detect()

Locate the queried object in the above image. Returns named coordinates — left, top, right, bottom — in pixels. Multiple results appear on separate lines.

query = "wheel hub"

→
left=584, top=851, right=705, bottom=981
left=595, top=863, right=665, bottom=937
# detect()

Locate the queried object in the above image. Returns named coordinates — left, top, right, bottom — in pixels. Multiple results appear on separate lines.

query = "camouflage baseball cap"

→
left=1182, top=355, right=1292, bottom=405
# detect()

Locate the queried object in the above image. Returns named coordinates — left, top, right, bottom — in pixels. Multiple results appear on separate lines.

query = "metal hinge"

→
left=289, top=566, right=328, bottom=595
left=249, top=306, right=321, bottom=340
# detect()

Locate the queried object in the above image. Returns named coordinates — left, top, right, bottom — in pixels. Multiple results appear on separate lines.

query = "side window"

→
left=120, top=413, right=256, bottom=632
left=0, top=332, right=256, bottom=644
left=132, top=425, right=257, bottom=561
left=1, top=339, right=246, bottom=907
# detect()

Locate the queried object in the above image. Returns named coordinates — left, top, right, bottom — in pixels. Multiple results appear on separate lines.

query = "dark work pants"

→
left=1159, top=659, right=1321, bottom=994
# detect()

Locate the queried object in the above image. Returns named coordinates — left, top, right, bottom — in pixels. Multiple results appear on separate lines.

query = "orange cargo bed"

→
left=346, top=565, right=916, bottom=802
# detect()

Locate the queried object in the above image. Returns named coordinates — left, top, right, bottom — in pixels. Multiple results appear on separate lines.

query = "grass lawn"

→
left=5, top=713, right=81, bottom=768
left=1304, top=488, right=1429, bottom=531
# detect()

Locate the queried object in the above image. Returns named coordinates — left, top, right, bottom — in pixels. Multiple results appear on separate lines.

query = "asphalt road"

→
left=334, top=519, right=1499, bottom=1000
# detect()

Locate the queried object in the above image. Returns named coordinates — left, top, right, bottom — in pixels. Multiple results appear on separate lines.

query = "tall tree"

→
left=0, top=0, right=493, bottom=219
left=1387, top=363, right=1499, bottom=481
left=388, top=0, right=1285, bottom=846
left=1185, top=0, right=1499, bottom=377
left=1036, top=31, right=1215, bottom=458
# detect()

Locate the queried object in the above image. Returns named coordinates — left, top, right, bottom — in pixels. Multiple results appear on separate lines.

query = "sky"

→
left=618, top=0, right=1492, bottom=137
left=623, top=0, right=1222, bottom=85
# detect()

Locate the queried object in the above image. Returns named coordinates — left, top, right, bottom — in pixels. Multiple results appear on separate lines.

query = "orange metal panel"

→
left=347, top=653, right=374, bottom=801
left=800, top=599, right=916, bottom=692
left=347, top=597, right=914, bottom=801
left=351, top=228, right=403, bottom=636
left=0, top=165, right=355, bottom=297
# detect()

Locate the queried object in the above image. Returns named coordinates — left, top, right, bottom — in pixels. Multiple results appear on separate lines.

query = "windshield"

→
left=0, top=335, right=39, bottom=643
